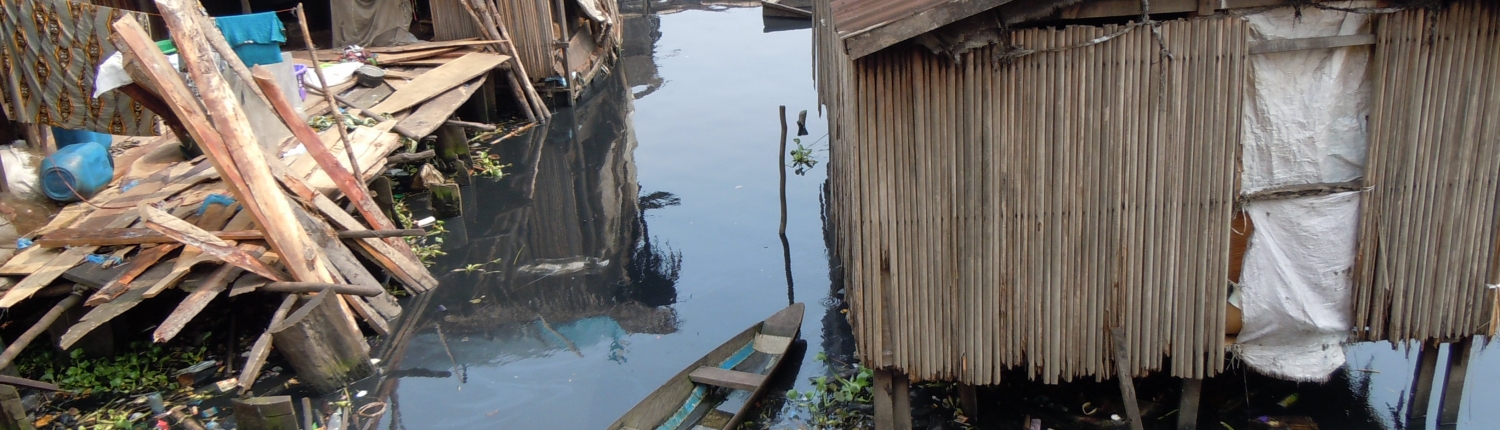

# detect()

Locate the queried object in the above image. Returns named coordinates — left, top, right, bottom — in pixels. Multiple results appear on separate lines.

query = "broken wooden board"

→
left=342, top=83, right=395, bottom=110
left=154, top=244, right=270, bottom=343
left=394, top=75, right=488, bottom=138
left=86, top=244, right=181, bottom=306
left=370, top=52, right=507, bottom=114
left=238, top=294, right=297, bottom=393
left=0, top=212, right=141, bottom=308
left=366, top=39, right=492, bottom=53
left=139, top=203, right=287, bottom=286
left=60, top=263, right=176, bottom=348
left=372, top=47, right=463, bottom=65
left=142, top=204, right=247, bottom=298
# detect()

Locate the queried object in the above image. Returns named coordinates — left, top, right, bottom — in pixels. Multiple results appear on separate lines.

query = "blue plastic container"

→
left=40, top=141, right=114, bottom=202
left=50, top=127, right=111, bottom=150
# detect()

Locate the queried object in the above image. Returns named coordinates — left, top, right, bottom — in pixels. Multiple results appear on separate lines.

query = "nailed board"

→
left=369, top=52, right=507, bottom=114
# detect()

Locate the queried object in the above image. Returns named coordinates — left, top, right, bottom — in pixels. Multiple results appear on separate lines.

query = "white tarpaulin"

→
left=1235, top=192, right=1359, bottom=381
left=1240, top=3, right=1372, bottom=193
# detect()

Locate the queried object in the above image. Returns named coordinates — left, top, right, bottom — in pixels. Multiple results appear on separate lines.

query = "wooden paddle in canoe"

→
left=610, top=302, right=805, bottom=430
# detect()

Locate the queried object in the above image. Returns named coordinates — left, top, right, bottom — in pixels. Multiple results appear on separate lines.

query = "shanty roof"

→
left=830, top=0, right=1272, bottom=59
left=831, top=0, right=1022, bottom=58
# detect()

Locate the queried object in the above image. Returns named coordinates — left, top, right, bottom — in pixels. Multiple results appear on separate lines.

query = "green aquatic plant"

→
left=392, top=199, right=447, bottom=266
left=471, top=148, right=510, bottom=179
left=790, top=138, right=818, bottom=175
left=19, top=342, right=205, bottom=395
left=782, top=352, right=874, bottom=429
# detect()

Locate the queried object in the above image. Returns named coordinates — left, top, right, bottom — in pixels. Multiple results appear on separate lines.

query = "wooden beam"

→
left=1178, top=378, right=1202, bottom=430
left=842, top=0, right=1016, bottom=59
left=86, top=244, right=180, bottom=306
left=238, top=295, right=297, bottom=394
left=1407, top=340, right=1439, bottom=421
left=146, top=0, right=341, bottom=285
left=1437, top=338, right=1473, bottom=425
left=370, top=53, right=508, bottom=114
left=1249, top=34, right=1376, bottom=55
left=1241, top=180, right=1363, bottom=202
left=138, top=203, right=289, bottom=282
left=232, top=396, right=299, bottom=430
left=687, top=367, right=767, bottom=392
left=250, top=66, right=412, bottom=254
left=0, top=292, right=81, bottom=371
left=39, top=228, right=427, bottom=247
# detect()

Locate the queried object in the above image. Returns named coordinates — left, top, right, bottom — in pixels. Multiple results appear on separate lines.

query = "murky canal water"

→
left=364, top=4, right=1497, bottom=429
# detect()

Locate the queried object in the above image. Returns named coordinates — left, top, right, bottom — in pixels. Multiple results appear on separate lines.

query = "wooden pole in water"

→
left=295, top=4, right=362, bottom=180
left=779, top=105, right=788, bottom=237
left=1111, top=327, right=1144, bottom=430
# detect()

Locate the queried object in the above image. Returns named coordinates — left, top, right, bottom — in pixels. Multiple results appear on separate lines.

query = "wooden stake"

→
left=296, top=4, right=363, bottom=180
left=270, top=292, right=375, bottom=393
left=1111, top=327, right=1144, bottom=430
left=1437, top=337, right=1473, bottom=425
left=1177, top=378, right=1202, bottom=430
left=1409, top=340, right=1439, bottom=421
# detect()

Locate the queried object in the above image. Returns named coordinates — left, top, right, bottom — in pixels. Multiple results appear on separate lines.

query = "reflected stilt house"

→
left=814, top=0, right=1500, bottom=426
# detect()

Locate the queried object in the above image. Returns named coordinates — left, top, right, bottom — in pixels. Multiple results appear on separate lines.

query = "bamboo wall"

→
left=817, top=4, right=1247, bottom=383
left=430, top=0, right=557, bottom=80
left=1354, top=2, right=1500, bottom=342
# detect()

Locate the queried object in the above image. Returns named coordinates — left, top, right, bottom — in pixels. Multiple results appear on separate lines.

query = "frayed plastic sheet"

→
left=1240, top=2, right=1373, bottom=193
left=1234, top=192, right=1359, bottom=382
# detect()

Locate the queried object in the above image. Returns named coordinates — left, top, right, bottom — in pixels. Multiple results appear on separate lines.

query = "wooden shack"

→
left=815, top=0, right=1498, bottom=425
left=429, top=0, right=623, bottom=103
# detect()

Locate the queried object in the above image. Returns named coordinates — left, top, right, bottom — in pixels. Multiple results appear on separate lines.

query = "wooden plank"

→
left=377, top=47, right=465, bottom=65
left=0, top=213, right=140, bottom=308
left=232, top=395, right=298, bottom=430
left=686, top=367, right=766, bottom=392
left=59, top=263, right=175, bottom=349
left=367, top=38, right=492, bottom=53
left=251, top=67, right=409, bottom=253
left=147, top=3, right=344, bottom=287
left=138, top=203, right=288, bottom=284
left=38, top=228, right=426, bottom=247
left=238, top=295, right=297, bottom=393
left=142, top=201, right=242, bottom=298
left=841, top=0, right=1015, bottom=59
left=1178, top=378, right=1202, bottom=430
left=369, top=52, right=507, bottom=114
left=1408, top=340, right=1439, bottom=420
left=153, top=244, right=270, bottom=343
left=86, top=244, right=181, bottom=306
left=1437, top=338, right=1473, bottom=425
left=395, top=76, right=488, bottom=137
left=1112, top=327, right=1144, bottom=430
left=1248, top=34, right=1376, bottom=55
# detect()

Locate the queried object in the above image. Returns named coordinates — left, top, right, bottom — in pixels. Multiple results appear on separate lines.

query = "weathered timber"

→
left=86, top=244, right=180, bottom=306
left=0, top=213, right=140, bottom=307
left=39, top=228, right=427, bottom=247
left=687, top=367, right=766, bottom=392
left=370, top=53, right=507, bottom=114
left=444, top=119, right=497, bottom=131
left=394, top=76, right=489, bottom=137
left=232, top=396, right=299, bottom=430
left=1408, top=341, right=1439, bottom=421
left=458, top=0, right=537, bottom=122
left=0, top=375, right=60, bottom=392
left=154, top=245, right=269, bottom=342
left=1247, top=34, right=1376, bottom=55
left=1112, top=328, right=1145, bottom=430
left=0, top=385, right=33, bottom=430
left=138, top=203, right=288, bottom=283
left=269, top=292, right=376, bottom=394
left=295, top=4, right=363, bottom=182
left=61, top=263, right=176, bottom=348
left=148, top=0, right=341, bottom=285
left=1178, top=378, right=1203, bottom=430
left=238, top=295, right=297, bottom=393
left=386, top=150, right=436, bottom=165
left=1437, top=338, right=1473, bottom=425
left=251, top=66, right=411, bottom=254
left=1241, top=180, right=1362, bottom=202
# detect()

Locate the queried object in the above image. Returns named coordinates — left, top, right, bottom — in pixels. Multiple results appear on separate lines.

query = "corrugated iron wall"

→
left=430, top=0, right=556, bottom=80
left=817, top=9, right=1247, bottom=383
left=1354, top=1, right=1500, bottom=342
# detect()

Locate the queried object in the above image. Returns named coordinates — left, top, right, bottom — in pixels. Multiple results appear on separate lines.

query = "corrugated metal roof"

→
left=829, top=0, right=951, bottom=38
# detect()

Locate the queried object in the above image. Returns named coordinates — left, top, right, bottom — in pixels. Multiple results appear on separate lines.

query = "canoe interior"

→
left=611, top=303, right=805, bottom=430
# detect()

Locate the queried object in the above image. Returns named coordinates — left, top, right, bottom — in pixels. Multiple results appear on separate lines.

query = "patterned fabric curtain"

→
left=0, top=0, right=159, bottom=136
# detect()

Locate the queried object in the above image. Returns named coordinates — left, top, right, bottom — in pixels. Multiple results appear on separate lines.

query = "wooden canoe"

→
left=610, top=303, right=805, bottom=430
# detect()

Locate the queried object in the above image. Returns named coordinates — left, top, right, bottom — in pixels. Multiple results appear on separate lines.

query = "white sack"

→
left=1234, top=192, right=1359, bottom=381
left=303, top=62, right=365, bottom=88
left=1240, top=3, right=1372, bottom=193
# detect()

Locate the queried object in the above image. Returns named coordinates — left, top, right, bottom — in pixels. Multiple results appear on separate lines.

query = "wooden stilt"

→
left=1437, top=337, right=1473, bottom=426
left=958, top=383, right=978, bottom=423
left=232, top=396, right=299, bottom=430
left=0, top=385, right=30, bottom=430
left=269, top=292, right=375, bottom=394
left=1409, top=340, right=1440, bottom=422
left=874, top=369, right=895, bottom=430
left=892, top=370, right=912, bottom=430
left=0, top=291, right=81, bottom=370
left=1177, top=378, right=1202, bottom=430
left=1111, top=327, right=1145, bottom=430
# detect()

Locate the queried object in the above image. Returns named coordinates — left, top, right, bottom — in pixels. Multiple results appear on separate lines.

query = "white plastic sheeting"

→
left=1240, top=3, right=1373, bottom=193
left=1235, top=192, right=1360, bottom=382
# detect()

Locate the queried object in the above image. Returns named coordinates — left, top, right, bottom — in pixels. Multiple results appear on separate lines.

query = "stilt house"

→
left=815, top=0, right=1500, bottom=387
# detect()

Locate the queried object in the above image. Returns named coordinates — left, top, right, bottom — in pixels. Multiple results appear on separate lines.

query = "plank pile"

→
left=0, top=0, right=487, bottom=395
